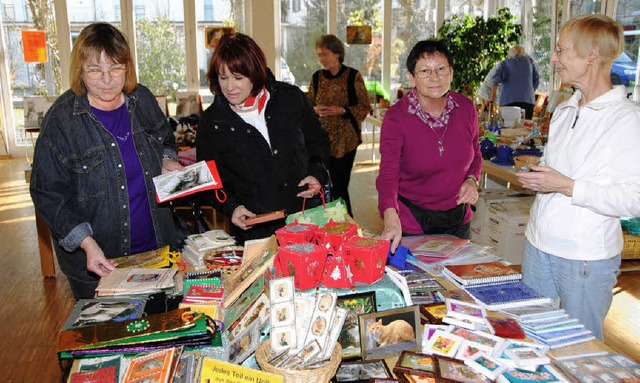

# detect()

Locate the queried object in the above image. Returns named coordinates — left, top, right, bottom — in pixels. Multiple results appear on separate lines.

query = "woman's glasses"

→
left=84, top=65, right=126, bottom=80
left=415, top=65, right=450, bottom=78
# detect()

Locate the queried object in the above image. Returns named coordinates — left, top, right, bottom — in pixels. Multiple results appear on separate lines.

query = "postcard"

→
left=359, top=306, right=421, bottom=360
left=505, top=347, right=550, bottom=368
left=269, top=277, right=294, bottom=304
left=464, top=353, right=507, bottom=380
left=455, top=339, right=494, bottom=361
left=423, top=330, right=464, bottom=358
left=154, top=160, right=222, bottom=203
left=445, top=298, right=487, bottom=323
left=337, top=292, right=377, bottom=359
left=393, top=350, right=437, bottom=379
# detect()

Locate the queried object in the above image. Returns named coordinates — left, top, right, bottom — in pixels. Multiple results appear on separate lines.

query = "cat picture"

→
left=336, top=292, right=377, bottom=359
left=367, top=319, right=415, bottom=347
left=359, top=306, right=421, bottom=360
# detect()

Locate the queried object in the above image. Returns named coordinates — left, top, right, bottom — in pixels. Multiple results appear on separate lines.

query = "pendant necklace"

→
left=427, top=123, right=449, bottom=157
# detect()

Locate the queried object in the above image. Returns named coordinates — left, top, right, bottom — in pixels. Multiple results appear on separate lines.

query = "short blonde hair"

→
left=70, top=23, right=137, bottom=95
left=560, top=14, right=624, bottom=66
left=508, top=45, right=526, bottom=59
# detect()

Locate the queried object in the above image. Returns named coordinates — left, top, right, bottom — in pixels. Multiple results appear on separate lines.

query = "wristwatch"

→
left=465, top=175, right=479, bottom=188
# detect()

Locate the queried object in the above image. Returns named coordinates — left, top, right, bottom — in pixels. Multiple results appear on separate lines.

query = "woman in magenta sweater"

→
left=376, top=40, right=482, bottom=252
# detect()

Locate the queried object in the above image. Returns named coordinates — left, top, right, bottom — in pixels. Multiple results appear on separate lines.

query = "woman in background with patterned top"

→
left=376, top=40, right=482, bottom=253
left=308, top=34, right=370, bottom=217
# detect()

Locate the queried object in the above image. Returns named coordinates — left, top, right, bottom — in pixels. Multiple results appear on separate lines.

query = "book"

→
left=525, top=327, right=591, bottom=344
left=464, top=280, right=553, bottom=310
left=554, top=353, right=640, bottom=382
left=486, top=316, right=526, bottom=339
left=172, top=353, right=197, bottom=383
left=437, top=288, right=475, bottom=303
left=153, top=160, right=222, bottom=203
left=123, top=347, right=180, bottom=383
left=533, top=333, right=596, bottom=350
left=499, top=305, right=565, bottom=321
left=95, top=267, right=177, bottom=297
left=442, top=261, right=521, bottom=286
left=69, top=365, right=117, bottom=383
left=547, top=340, right=609, bottom=361
left=62, top=297, right=146, bottom=329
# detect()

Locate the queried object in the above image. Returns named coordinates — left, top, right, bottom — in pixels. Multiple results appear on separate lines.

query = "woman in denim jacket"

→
left=30, top=23, right=183, bottom=300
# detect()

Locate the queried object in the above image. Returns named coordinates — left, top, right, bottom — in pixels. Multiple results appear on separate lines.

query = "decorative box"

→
left=321, top=250, right=354, bottom=289
left=343, top=236, right=390, bottom=284
left=316, top=220, right=358, bottom=251
left=274, top=243, right=328, bottom=290
left=275, top=221, right=318, bottom=246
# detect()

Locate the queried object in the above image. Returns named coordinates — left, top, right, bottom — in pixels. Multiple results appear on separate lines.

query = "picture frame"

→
left=269, top=276, right=294, bottom=304
left=368, top=379, right=399, bottom=383
left=175, top=90, right=202, bottom=117
left=423, top=329, right=464, bottom=358
left=420, top=302, right=447, bottom=324
left=454, top=339, right=494, bottom=361
left=336, top=291, right=377, bottom=359
left=359, top=306, right=421, bottom=360
left=346, top=25, right=372, bottom=45
left=434, top=356, right=493, bottom=383
left=445, top=298, right=487, bottom=324
left=505, top=347, right=550, bottom=368
left=228, top=320, right=260, bottom=365
left=450, top=328, right=505, bottom=351
left=334, top=359, right=392, bottom=383
left=464, top=353, right=507, bottom=380
left=392, top=350, right=437, bottom=379
left=204, top=26, right=235, bottom=49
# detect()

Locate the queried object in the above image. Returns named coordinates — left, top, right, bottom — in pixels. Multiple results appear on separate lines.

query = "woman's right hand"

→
left=81, top=236, right=116, bottom=277
left=231, top=205, right=256, bottom=230
left=379, top=208, right=402, bottom=253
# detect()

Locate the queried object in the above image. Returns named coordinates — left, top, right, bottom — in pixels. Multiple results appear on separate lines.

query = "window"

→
left=293, top=0, right=301, bottom=13
left=135, top=5, right=145, bottom=20
left=2, top=4, right=15, bottom=20
left=615, top=0, right=640, bottom=92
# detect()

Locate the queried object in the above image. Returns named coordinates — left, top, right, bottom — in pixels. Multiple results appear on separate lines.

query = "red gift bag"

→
left=274, top=221, right=318, bottom=246
left=317, top=220, right=358, bottom=251
left=321, top=250, right=354, bottom=289
left=343, top=236, right=390, bottom=284
left=274, top=243, right=328, bottom=290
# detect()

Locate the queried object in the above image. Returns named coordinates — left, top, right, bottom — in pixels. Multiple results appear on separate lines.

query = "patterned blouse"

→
left=307, top=65, right=371, bottom=158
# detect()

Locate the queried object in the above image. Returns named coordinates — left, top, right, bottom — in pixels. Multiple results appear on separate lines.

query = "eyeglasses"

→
left=415, top=65, right=450, bottom=78
left=83, top=65, right=126, bottom=80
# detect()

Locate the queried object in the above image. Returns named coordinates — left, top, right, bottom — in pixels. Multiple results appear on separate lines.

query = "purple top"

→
left=92, top=104, right=157, bottom=253
left=376, top=90, right=482, bottom=235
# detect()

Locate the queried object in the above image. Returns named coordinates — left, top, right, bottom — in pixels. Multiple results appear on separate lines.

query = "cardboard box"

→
left=484, top=200, right=534, bottom=264
left=471, top=188, right=534, bottom=245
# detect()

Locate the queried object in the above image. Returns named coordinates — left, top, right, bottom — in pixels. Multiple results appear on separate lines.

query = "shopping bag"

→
left=285, top=197, right=349, bottom=226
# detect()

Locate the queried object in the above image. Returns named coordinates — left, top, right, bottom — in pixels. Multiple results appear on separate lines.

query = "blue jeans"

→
left=521, top=240, right=621, bottom=341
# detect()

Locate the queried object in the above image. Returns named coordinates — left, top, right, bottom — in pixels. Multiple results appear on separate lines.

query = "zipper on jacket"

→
left=570, top=111, right=579, bottom=129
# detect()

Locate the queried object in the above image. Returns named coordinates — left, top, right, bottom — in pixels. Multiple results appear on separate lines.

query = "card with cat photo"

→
left=337, top=292, right=377, bottom=360
left=359, top=306, right=421, bottom=361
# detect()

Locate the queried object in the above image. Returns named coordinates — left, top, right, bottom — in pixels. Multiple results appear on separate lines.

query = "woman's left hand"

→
left=297, top=176, right=322, bottom=198
left=516, top=165, right=575, bottom=196
left=161, top=158, right=185, bottom=174
left=457, top=177, right=480, bottom=205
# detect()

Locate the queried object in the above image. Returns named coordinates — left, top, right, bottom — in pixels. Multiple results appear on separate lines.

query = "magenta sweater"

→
left=376, top=91, right=482, bottom=234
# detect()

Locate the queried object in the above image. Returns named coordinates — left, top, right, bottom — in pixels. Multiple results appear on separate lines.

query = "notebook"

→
left=464, top=280, right=553, bottom=310
left=442, top=261, right=522, bottom=286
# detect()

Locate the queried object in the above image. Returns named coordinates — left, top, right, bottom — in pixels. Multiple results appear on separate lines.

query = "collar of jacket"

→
left=213, top=67, right=278, bottom=109
left=71, top=87, right=139, bottom=116
left=556, top=85, right=626, bottom=113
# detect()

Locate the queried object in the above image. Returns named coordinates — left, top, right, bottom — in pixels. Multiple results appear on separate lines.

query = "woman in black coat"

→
left=196, top=33, right=330, bottom=244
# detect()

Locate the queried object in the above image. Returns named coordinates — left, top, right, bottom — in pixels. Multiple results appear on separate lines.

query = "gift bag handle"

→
left=300, top=183, right=325, bottom=215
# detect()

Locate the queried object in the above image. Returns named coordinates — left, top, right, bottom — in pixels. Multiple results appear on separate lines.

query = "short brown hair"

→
left=207, top=33, right=267, bottom=97
left=561, top=14, right=624, bottom=66
left=69, top=23, right=137, bottom=95
left=315, top=34, right=345, bottom=63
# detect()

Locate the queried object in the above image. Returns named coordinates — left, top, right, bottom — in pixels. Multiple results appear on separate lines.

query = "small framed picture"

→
left=464, top=353, right=507, bottom=380
left=500, top=364, right=569, bottom=383
left=335, top=359, right=392, bottom=382
left=359, top=306, right=421, bottom=360
left=269, top=276, right=294, bottom=304
left=346, top=25, right=372, bottom=45
left=368, top=379, right=399, bottom=383
left=204, top=26, right=235, bottom=49
left=392, top=350, right=437, bottom=379
left=455, top=340, right=494, bottom=361
left=337, top=292, right=377, bottom=359
left=270, top=327, right=296, bottom=354
left=450, top=328, right=505, bottom=350
left=270, top=302, right=295, bottom=327
left=396, top=373, right=436, bottom=383
left=423, top=330, right=464, bottom=358
left=445, top=298, right=487, bottom=323
left=420, top=302, right=447, bottom=324
left=505, top=347, right=550, bottom=368
left=228, top=320, right=260, bottom=365
left=434, top=356, right=493, bottom=383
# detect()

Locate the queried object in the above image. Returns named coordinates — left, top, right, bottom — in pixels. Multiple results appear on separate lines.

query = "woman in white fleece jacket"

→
left=516, top=14, right=640, bottom=341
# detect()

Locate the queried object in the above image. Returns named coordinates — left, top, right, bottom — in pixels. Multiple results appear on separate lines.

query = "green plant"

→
left=438, top=8, right=522, bottom=95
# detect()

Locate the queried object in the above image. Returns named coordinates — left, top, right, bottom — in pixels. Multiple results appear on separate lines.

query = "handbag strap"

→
left=300, top=183, right=325, bottom=214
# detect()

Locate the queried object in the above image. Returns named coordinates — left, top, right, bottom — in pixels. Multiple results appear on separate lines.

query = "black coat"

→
left=196, top=71, right=330, bottom=242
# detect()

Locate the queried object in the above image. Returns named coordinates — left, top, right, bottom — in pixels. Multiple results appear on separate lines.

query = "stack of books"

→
left=180, top=229, right=238, bottom=270
left=95, top=267, right=178, bottom=297
left=500, top=305, right=596, bottom=349
left=442, top=261, right=553, bottom=310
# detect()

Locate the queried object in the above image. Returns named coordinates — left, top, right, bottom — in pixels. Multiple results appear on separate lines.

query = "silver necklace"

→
left=427, top=124, right=449, bottom=157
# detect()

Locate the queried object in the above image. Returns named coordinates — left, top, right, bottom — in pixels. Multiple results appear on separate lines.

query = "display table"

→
left=481, top=159, right=523, bottom=189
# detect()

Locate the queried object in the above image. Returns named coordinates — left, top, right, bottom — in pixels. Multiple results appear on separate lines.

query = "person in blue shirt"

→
left=491, top=45, right=540, bottom=119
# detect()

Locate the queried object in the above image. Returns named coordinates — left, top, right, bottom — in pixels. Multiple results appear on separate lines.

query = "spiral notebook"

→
left=464, top=280, right=553, bottom=310
left=442, top=261, right=522, bottom=286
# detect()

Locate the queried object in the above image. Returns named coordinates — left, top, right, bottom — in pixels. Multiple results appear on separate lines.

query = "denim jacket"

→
left=30, top=84, right=178, bottom=290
